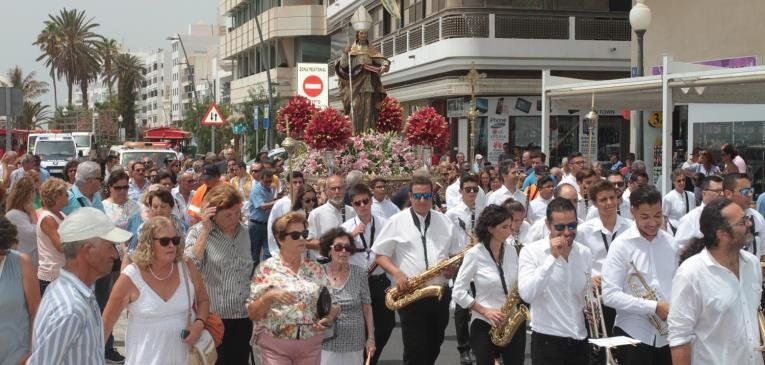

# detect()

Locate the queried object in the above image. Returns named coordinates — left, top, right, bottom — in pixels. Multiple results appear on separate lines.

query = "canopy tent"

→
left=143, top=127, right=192, bottom=140
left=542, top=56, right=765, bottom=195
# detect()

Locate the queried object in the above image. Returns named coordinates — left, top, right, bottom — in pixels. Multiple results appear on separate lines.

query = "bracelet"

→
left=194, top=318, right=205, bottom=324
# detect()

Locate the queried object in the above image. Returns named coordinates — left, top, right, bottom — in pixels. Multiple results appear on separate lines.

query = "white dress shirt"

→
left=307, top=202, right=356, bottom=240
left=527, top=196, right=551, bottom=224
left=577, top=215, right=634, bottom=276
left=266, top=195, right=292, bottom=256
left=341, top=214, right=388, bottom=275
left=518, top=238, right=592, bottom=340
left=586, top=198, right=633, bottom=221
left=673, top=204, right=705, bottom=251
left=602, top=225, right=677, bottom=347
left=662, top=190, right=695, bottom=231
left=668, top=248, right=763, bottom=365
left=559, top=173, right=580, bottom=193
left=746, top=208, right=765, bottom=259
left=485, top=184, right=528, bottom=207
left=525, top=218, right=550, bottom=243
left=371, top=196, right=399, bottom=219
left=372, top=208, right=461, bottom=287
left=446, top=201, right=482, bottom=247
left=453, top=243, right=519, bottom=326
left=446, top=179, right=487, bottom=211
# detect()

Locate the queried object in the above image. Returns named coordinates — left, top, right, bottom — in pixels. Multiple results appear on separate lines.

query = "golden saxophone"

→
left=626, top=261, right=669, bottom=336
left=490, top=283, right=529, bottom=347
left=385, top=246, right=470, bottom=311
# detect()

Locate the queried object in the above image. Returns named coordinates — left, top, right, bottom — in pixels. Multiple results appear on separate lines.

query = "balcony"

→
left=229, top=66, right=295, bottom=104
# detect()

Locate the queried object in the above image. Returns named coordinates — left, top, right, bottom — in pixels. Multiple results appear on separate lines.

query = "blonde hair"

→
left=272, top=211, right=307, bottom=247
left=39, top=177, right=68, bottom=209
left=132, top=216, right=184, bottom=269
left=6, top=176, right=36, bottom=211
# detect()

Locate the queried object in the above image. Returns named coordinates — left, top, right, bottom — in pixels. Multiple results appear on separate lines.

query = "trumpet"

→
left=585, top=272, right=617, bottom=365
left=626, top=261, right=669, bottom=336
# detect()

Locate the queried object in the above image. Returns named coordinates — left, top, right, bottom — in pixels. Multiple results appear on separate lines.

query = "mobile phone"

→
left=181, top=329, right=190, bottom=339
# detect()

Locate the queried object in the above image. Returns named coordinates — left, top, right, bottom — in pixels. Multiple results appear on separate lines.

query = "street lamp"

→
left=630, top=0, right=651, bottom=161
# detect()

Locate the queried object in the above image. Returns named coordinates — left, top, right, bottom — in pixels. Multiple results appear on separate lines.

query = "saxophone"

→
left=490, top=283, right=530, bottom=346
left=385, top=246, right=470, bottom=311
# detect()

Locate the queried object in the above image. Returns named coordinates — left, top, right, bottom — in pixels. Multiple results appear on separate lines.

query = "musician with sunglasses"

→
left=518, top=197, right=593, bottom=365
left=248, top=212, right=339, bottom=365
left=373, top=175, right=463, bottom=365
left=340, top=183, right=391, bottom=365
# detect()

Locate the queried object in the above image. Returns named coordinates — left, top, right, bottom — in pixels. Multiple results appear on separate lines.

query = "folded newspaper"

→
left=588, top=336, right=643, bottom=348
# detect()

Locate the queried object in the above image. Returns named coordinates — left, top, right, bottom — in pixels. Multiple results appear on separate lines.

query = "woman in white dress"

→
left=103, top=216, right=210, bottom=365
left=4, top=176, right=38, bottom=265
left=662, top=169, right=695, bottom=234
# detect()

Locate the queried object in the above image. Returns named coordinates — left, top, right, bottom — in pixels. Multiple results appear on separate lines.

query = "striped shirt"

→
left=184, top=221, right=253, bottom=318
left=28, top=269, right=105, bottom=365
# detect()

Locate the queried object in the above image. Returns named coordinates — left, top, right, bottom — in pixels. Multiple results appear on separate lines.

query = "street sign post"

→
left=201, top=103, right=226, bottom=153
left=254, top=105, right=260, bottom=153
left=297, top=63, right=329, bottom=107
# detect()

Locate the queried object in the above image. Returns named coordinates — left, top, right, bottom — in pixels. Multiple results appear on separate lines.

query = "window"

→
left=403, top=0, right=425, bottom=26
left=295, top=37, right=330, bottom=63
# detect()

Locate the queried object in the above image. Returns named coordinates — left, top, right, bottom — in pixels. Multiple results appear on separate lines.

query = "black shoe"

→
left=105, top=348, right=125, bottom=364
left=460, top=350, right=473, bottom=364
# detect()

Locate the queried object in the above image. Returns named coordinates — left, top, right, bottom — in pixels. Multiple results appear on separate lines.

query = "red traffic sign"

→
left=302, top=75, right=323, bottom=98
left=201, top=103, right=226, bottom=126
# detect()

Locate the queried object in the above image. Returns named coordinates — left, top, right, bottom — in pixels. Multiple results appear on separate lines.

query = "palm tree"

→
left=18, top=102, right=51, bottom=130
left=114, top=53, right=145, bottom=139
left=34, top=21, right=62, bottom=110
left=98, top=38, right=120, bottom=102
left=7, top=66, right=49, bottom=101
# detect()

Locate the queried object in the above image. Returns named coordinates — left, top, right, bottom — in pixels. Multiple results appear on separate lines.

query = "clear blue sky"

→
left=1, top=0, right=217, bottom=106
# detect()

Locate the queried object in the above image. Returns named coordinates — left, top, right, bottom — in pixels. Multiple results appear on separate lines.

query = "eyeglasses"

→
left=284, top=230, right=309, bottom=240
left=302, top=197, right=317, bottom=204
left=552, top=222, right=578, bottom=232
left=462, top=186, right=479, bottom=193
left=373, top=185, right=386, bottom=189
left=739, top=187, right=755, bottom=196
left=412, top=192, right=433, bottom=200
left=112, top=185, right=129, bottom=191
left=704, top=188, right=724, bottom=194
left=352, top=198, right=371, bottom=207
left=155, top=236, right=181, bottom=247
left=731, top=216, right=750, bottom=227
left=333, top=245, right=355, bottom=253
left=133, top=168, right=145, bottom=173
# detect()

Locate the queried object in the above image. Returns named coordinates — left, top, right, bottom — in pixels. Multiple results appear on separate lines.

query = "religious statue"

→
left=334, top=6, right=391, bottom=134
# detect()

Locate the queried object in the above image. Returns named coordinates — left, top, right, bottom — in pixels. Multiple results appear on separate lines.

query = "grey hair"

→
left=631, top=160, right=647, bottom=174
left=75, top=161, right=102, bottom=185
left=62, top=239, right=92, bottom=260
left=346, top=170, right=363, bottom=187
left=21, top=154, right=35, bottom=164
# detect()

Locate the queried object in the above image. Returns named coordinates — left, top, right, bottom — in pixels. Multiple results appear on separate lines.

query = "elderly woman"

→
left=103, top=170, right=141, bottom=230
left=36, top=177, right=69, bottom=294
left=185, top=184, right=254, bottom=364
left=0, top=216, right=41, bottom=365
left=5, top=176, right=38, bottom=265
left=291, top=185, right=318, bottom=217
left=453, top=204, right=524, bottom=365
left=127, top=187, right=187, bottom=254
left=318, top=227, right=374, bottom=365
left=63, top=160, right=79, bottom=188
left=248, top=212, right=339, bottom=365
left=103, top=216, right=210, bottom=365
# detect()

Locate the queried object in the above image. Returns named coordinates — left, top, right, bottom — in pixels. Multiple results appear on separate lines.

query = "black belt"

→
left=532, top=331, right=587, bottom=346
left=368, top=273, right=389, bottom=282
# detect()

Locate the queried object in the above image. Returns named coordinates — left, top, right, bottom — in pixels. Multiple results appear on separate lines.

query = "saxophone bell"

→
left=490, top=283, right=530, bottom=347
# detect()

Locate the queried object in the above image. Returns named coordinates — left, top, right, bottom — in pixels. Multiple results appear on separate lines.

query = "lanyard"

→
left=684, top=191, right=690, bottom=214
left=492, top=244, right=508, bottom=295
left=600, top=230, right=617, bottom=251
left=340, top=206, right=346, bottom=223
left=411, top=209, right=432, bottom=268
left=358, top=217, right=376, bottom=258
left=470, top=210, right=475, bottom=230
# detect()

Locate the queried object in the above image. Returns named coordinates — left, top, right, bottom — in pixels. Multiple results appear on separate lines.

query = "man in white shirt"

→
left=668, top=198, right=763, bottom=365
left=265, top=171, right=304, bottom=257
left=723, top=173, right=765, bottom=258
left=527, top=175, right=555, bottom=224
left=486, top=159, right=527, bottom=207
left=446, top=164, right=488, bottom=210
left=7, top=154, right=35, bottom=192
left=370, top=177, right=400, bottom=219
left=559, top=152, right=585, bottom=193
left=171, top=171, right=195, bottom=226
left=576, top=168, right=600, bottom=220
left=602, top=187, right=676, bottom=365
left=526, top=183, right=581, bottom=242
left=622, top=171, right=649, bottom=202
left=373, top=175, right=462, bottom=365
left=673, top=175, right=725, bottom=251
left=518, top=197, right=593, bottom=365
left=340, top=183, right=391, bottom=365
left=587, top=171, right=633, bottom=220
left=308, top=175, right=355, bottom=251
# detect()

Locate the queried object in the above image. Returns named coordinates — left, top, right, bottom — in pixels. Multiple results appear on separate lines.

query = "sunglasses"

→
left=284, top=230, right=309, bottom=240
left=552, top=222, right=578, bottom=232
left=112, top=185, right=129, bottom=191
left=155, top=236, right=181, bottom=246
left=412, top=192, right=433, bottom=200
left=333, top=245, right=355, bottom=253
left=739, top=187, right=755, bottom=196
left=374, top=185, right=386, bottom=189
left=462, top=186, right=479, bottom=193
left=352, top=198, right=371, bottom=207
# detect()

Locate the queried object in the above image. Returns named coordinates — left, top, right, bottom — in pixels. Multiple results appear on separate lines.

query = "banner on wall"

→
left=487, top=115, right=508, bottom=164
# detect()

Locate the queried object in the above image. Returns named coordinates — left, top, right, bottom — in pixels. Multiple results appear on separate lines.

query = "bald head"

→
left=554, top=183, right=579, bottom=210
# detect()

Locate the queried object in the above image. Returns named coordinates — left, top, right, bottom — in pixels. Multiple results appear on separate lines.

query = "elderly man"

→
left=62, top=161, right=104, bottom=215
left=28, top=207, right=132, bottom=365
left=249, top=162, right=263, bottom=183
left=248, top=168, right=275, bottom=265
left=127, top=161, right=148, bottom=203
left=8, top=153, right=35, bottom=192
left=308, top=175, right=356, bottom=250
left=171, top=171, right=196, bottom=226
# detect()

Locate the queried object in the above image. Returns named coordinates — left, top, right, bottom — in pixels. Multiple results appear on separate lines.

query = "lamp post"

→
left=630, top=0, right=651, bottom=161
left=461, top=63, right=486, bottom=165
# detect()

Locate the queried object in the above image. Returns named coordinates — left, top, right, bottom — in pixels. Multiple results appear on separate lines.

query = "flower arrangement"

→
left=275, top=96, right=318, bottom=139
left=404, top=106, right=449, bottom=148
left=303, top=107, right=353, bottom=151
left=376, top=96, right=404, bottom=134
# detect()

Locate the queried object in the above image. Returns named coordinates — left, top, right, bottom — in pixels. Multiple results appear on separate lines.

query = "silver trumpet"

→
left=626, top=261, right=669, bottom=336
left=584, top=272, right=618, bottom=365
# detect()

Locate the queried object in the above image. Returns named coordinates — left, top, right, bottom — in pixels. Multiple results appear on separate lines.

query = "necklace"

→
left=149, top=264, right=174, bottom=281
left=329, top=264, right=348, bottom=282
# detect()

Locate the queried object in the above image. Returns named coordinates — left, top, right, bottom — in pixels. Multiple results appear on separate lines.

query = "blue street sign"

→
left=262, top=104, right=271, bottom=129
left=253, top=105, right=259, bottom=129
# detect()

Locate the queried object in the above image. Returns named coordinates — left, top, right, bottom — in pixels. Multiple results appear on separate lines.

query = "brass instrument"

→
left=585, top=272, right=618, bottom=365
left=385, top=246, right=470, bottom=310
left=490, top=283, right=530, bottom=347
left=753, top=307, right=765, bottom=352
left=626, top=261, right=669, bottom=336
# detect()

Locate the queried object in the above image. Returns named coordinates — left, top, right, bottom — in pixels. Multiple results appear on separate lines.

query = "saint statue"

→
left=334, top=6, right=391, bottom=134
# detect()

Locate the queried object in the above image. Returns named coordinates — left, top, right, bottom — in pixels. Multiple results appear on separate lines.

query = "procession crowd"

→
left=0, top=141, right=763, bottom=365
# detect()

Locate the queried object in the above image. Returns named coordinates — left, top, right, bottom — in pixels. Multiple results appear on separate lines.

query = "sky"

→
left=1, top=0, right=218, bottom=107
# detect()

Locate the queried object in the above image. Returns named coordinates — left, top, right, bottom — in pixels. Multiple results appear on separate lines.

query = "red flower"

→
left=404, top=106, right=449, bottom=148
left=376, top=96, right=404, bottom=134
left=276, top=96, right=318, bottom=139
left=304, top=107, right=353, bottom=150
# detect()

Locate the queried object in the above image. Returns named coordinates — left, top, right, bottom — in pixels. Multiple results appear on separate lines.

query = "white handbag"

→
left=182, top=262, right=218, bottom=365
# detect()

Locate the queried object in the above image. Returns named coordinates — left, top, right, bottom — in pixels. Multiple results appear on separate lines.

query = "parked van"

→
left=33, top=134, right=78, bottom=177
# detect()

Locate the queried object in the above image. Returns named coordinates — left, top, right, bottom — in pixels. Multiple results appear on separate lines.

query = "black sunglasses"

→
left=156, top=236, right=181, bottom=246
left=333, top=245, right=355, bottom=253
left=284, top=230, right=309, bottom=240
left=462, top=186, right=479, bottom=193
left=112, top=185, right=129, bottom=191
left=552, top=222, right=578, bottom=232
left=352, top=198, right=370, bottom=207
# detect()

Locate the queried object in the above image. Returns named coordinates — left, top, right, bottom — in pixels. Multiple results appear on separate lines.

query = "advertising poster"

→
left=487, top=115, right=508, bottom=164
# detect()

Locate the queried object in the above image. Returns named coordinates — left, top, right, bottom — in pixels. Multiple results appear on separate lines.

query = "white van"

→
left=109, top=142, right=179, bottom=169
left=33, top=134, right=78, bottom=177
left=71, top=132, right=96, bottom=158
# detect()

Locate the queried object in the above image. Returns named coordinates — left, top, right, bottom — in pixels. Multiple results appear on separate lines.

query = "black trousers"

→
left=397, top=286, right=451, bottom=365
left=248, top=221, right=269, bottom=267
left=470, top=318, right=526, bottom=365
left=613, top=327, right=671, bottom=365
left=367, top=274, right=396, bottom=365
left=531, top=331, right=588, bottom=365
left=454, top=303, right=471, bottom=354
left=216, top=317, right=253, bottom=365
left=588, top=305, right=617, bottom=365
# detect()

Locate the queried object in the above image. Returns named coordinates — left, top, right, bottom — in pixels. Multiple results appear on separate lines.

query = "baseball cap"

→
left=475, top=154, right=484, bottom=160
left=201, top=164, right=221, bottom=180
left=58, top=207, right=133, bottom=243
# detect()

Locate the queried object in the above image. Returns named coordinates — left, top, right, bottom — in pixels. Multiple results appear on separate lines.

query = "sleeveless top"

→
left=0, top=251, right=30, bottom=365
left=122, top=263, right=193, bottom=365
left=36, top=210, right=65, bottom=282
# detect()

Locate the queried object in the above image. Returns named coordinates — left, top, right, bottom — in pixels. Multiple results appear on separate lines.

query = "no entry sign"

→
left=297, top=63, right=328, bottom=107
left=303, top=75, right=323, bottom=98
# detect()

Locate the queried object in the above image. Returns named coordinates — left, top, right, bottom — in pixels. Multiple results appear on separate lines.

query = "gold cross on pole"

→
left=461, top=63, right=486, bottom=164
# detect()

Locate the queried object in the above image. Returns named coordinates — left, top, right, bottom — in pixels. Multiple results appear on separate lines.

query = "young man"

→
left=587, top=171, right=633, bottom=220
left=486, top=159, right=527, bottom=207
left=526, top=183, right=581, bottom=242
left=265, top=171, right=304, bottom=257
left=373, top=175, right=462, bottom=365
left=602, top=187, right=676, bottom=365
left=340, top=184, right=391, bottom=365
left=518, top=197, right=593, bottom=365
left=446, top=163, right=487, bottom=210
left=370, top=177, right=400, bottom=219
left=722, top=173, right=765, bottom=258
left=673, top=175, right=725, bottom=251
left=559, top=152, right=585, bottom=193
left=576, top=168, right=600, bottom=219
left=668, top=198, right=762, bottom=365
left=527, top=175, right=555, bottom=224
